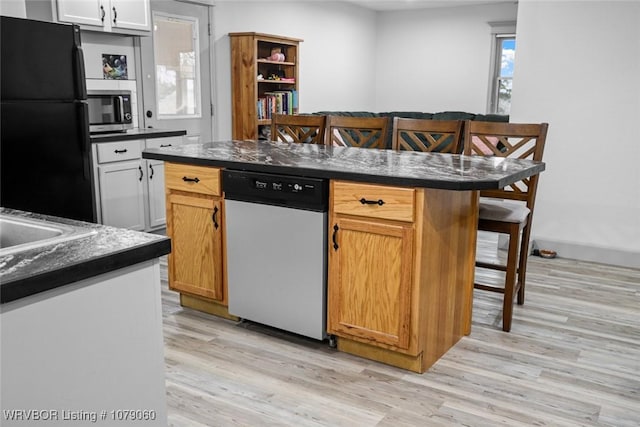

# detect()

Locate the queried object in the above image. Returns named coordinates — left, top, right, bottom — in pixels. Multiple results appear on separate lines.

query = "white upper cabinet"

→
left=109, top=0, right=150, bottom=32
left=56, top=0, right=150, bottom=34
left=56, top=0, right=105, bottom=27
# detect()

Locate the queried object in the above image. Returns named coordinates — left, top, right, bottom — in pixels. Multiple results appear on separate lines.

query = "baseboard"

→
left=531, top=239, right=640, bottom=269
left=494, top=234, right=638, bottom=269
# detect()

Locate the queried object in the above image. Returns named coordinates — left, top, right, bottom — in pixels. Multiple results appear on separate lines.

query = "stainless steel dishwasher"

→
left=223, top=169, right=328, bottom=340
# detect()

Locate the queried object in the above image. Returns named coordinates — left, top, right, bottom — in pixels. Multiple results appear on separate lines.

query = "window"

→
left=488, top=21, right=516, bottom=115
left=152, top=13, right=201, bottom=119
left=492, top=36, right=516, bottom=114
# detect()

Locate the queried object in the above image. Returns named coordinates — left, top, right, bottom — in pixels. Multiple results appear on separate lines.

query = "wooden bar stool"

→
left=270, top=114, right=326, bottom=144
left=325, top=116, right=390, bottom=149
left=463, top=120, right=549, bottom=332
left=391, top=117, right=464, bottom=153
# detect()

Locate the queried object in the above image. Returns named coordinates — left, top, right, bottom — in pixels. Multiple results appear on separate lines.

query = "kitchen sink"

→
left=0, top=214, right=96, bottom=256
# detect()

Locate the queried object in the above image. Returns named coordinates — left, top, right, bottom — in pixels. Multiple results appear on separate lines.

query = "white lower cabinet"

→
left=92, top=135, right=184, bottom=231
left=145, top=158, right=166, bottom=229
left=98, top=160, right=146, bottom=230
left=143, top=136, right=183, bottom=229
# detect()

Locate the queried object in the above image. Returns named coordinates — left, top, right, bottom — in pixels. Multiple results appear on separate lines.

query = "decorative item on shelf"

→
left=268, top=47, right=285, bottom=62
left=267, top=69, right=285, bottom=80
left=257, top=73, right=264, bottom=80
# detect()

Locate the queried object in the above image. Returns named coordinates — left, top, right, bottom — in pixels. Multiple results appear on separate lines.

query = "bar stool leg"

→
left=502, top=224, right=521, bottom=332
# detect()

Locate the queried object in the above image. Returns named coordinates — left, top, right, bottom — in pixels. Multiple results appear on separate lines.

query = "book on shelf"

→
left=257, top=89, right=298, bottom=119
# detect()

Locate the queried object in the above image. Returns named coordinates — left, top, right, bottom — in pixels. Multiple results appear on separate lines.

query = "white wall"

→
left=374, top=2, right=518, bottom=113
left=512, top=0, right=640, bottom=267
left=0, top=0, right=26, bottom=18
left=212, top=1, right=377, bottom=140
left=81, top=32, right=137, bottom=80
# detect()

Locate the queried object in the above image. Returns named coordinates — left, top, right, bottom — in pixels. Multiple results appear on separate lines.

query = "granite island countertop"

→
left=142, top=140, right=545, bottom=191
left=0, top=208, right=171, bottom=304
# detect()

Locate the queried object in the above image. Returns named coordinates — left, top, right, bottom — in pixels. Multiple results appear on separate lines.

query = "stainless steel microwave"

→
left=87, top=90, right=133, bottom=133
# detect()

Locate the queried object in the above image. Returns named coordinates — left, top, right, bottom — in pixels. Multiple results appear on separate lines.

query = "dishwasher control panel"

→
left=253, top=178, right=316, bottom=194
left=223, top=169, right=328, bottom=211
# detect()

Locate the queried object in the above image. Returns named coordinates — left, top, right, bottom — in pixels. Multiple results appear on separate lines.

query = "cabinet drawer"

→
left=145, top=136, right=184, bottom=150
left=165, top=163, right=221, bottom=196
left=332, top=181, right=415, bottom=222
left=96, top=140, right=142, bottom=163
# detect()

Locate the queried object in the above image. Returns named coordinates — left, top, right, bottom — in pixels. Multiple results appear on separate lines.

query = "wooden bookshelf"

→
left=230, top=32, right=302, bottom=140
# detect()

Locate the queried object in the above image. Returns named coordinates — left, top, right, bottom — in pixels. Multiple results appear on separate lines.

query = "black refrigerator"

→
left=1, top=16, right=96, bottom=222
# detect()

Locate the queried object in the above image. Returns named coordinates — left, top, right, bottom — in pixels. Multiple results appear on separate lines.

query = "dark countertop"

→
left=0, top=208, right=171, bottom=304
left=143, top=140, right=545, bottom=191
left=91, top=128, right=187, bottom=143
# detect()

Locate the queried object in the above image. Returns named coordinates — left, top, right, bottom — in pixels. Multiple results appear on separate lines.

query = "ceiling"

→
left=344, top=0, right=515, bottom=11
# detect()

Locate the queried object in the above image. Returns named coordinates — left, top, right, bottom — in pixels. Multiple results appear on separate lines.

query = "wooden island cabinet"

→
left=143, top=140, right=545, bottom=372
left=328, top=181, right=478, bottom=372
left=164, top=163, right=234, bottom=319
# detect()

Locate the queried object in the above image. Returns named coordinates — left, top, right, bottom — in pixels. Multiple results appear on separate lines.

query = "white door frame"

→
left=133, top=0, right=216, bottom=142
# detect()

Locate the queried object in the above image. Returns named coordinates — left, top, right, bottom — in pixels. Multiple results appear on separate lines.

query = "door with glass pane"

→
left=139, top=1, right=213, bottom=143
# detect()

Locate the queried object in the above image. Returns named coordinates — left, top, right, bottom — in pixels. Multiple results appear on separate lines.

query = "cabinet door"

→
left=144, top=137, right=184, bottom=230
left=145, top=159, right=166, bottom=229
left=57, top=0, right=105, bottom=28
left=109, top=0, right=150, bottom=31
left=328, top=216, right=413, bottom=349
left=97, top=161, right=146, bottom=231
left=166, top=193, right=223, bottom=301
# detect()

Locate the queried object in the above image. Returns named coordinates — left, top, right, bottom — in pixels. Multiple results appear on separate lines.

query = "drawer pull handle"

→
left=360, top=197, right=385, bottom=206
left=182, top=176, right=200, bottom=183
left=160, top=144, right=172, bottom=147
left=212, top=206, right=219, bottom=230
left=332, top=224, right=339, bottom=251
left=114, top=149, right=128, bottom=154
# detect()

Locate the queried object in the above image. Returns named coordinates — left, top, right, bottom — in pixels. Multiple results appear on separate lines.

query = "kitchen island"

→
left=143, top=140, right=545, bottom=373
left=0, top=208, right=171, bottom=426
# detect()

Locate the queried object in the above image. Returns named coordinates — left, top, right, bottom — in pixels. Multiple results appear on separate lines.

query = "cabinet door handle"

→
left=332, top=224, right=339, bottom=251
left=138, top=165, right=143, bottom=181
left=114, top=148, right=128, bottom=154
left=100, top=5, right=105, bottom=22
left=112, top=7, right=117, bottom=25
left=212, top=206, right=219, bottom=230
left=149, top=164, right=154, bottom=179
left=360, top=197, right=385, bottom=206
left=182, top=176, right=200, bottom=183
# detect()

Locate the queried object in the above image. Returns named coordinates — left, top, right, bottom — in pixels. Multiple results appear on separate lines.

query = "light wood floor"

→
left=160, top=235, right=640, bottom=426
